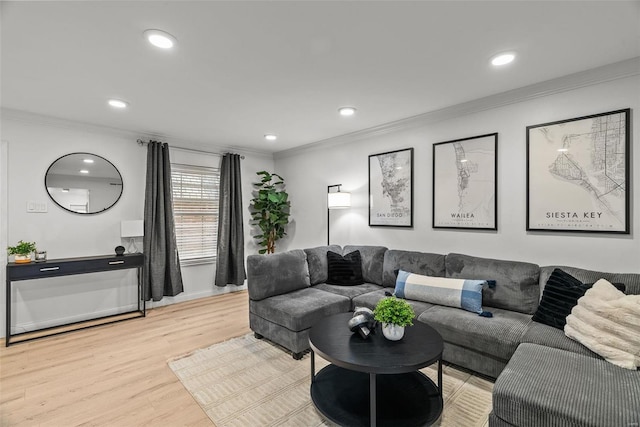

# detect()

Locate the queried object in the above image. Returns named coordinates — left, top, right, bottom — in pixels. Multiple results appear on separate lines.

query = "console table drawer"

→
left=7, top=254, right=144, bottom=281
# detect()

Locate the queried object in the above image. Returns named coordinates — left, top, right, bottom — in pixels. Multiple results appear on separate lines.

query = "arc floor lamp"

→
left=327, top=184, right=351, bottom=245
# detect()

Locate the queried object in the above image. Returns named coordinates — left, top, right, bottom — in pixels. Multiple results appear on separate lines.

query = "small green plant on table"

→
left=7, top=240, right=37, bottom=256
left=374, top=296, right=415, bottom=327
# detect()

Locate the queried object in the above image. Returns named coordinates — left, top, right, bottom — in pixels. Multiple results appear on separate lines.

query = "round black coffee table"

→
left=309, top=312, right=444, bottom=427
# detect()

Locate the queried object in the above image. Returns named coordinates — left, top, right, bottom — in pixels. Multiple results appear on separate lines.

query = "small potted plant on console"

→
left=374, top=296, right=415, bottom=341
left=7, top=240, right=37, bottom=264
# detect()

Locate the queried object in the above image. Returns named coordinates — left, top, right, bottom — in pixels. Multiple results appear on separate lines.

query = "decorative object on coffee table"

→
left=373, top=296, right=415, bottom=341
left=348, top=307, right=376, bottom=339
left=7, top=240, right=36, bottom=263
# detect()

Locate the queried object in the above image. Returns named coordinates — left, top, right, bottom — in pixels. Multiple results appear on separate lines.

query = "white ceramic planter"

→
left=13, top=254, right=32, bottom=264
left=382, top=323, right=405, bottom=341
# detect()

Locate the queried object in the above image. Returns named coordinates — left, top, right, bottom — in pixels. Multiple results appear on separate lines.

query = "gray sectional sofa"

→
left=246, top=245, right=640, bottom=427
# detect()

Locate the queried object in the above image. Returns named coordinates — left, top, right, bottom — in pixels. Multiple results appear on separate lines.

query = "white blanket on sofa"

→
left=564, top=279, right=640, bottom=370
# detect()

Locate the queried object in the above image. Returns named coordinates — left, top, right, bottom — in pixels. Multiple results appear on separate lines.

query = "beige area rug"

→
left=168, top=334, right=493, bottom=427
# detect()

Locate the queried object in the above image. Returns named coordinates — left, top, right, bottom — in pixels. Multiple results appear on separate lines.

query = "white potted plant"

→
left=7, top=240, right=37, bottom=264
left=374, top=296, right=415, bottom=341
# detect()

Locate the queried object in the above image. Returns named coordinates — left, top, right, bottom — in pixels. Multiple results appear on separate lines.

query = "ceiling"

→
left=2, top=1, right=639, bottom=154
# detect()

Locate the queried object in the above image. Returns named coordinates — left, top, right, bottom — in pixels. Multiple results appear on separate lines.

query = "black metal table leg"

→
left=311, top=349, right=315, bottom=383
left=5, top=277, right=11, bottom=346
left=370, top=372, right=376, bottom=427
left=137, top=267, right=141, bottom=312
left=438, top=358, right=443, bottom=395
left=138, top=266, right=146, bottom=316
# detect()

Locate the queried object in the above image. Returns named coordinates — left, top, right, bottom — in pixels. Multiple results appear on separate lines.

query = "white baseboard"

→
left=146, top=284, right=247, bottom=309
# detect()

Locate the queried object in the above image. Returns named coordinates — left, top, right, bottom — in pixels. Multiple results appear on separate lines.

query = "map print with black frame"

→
left=527, top=109, right=630, bottom=233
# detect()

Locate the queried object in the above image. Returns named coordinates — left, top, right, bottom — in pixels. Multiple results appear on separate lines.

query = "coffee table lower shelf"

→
left=310, top=364, right=443, bottom=427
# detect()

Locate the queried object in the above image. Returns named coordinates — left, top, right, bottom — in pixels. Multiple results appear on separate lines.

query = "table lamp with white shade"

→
left=121, top=220, right=144, bottom=253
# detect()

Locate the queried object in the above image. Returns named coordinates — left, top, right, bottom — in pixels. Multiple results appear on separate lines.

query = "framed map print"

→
left=369, top=148, right=413, bottom=227
left=527, top=108, right=630, bottom=233
left=433, top=133, right=497, bottom=230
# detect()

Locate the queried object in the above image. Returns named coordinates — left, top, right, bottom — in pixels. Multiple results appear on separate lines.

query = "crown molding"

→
left=0, top=108, right=274, bottom=159
left=274, top=57, right=640, bottom=160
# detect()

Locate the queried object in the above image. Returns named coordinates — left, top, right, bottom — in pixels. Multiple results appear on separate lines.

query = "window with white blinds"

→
left=171, top=163, right=220, bottom=265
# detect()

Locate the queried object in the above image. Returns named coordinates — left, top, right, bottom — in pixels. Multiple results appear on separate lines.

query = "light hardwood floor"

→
left=0, top=290, right=251, bottom=426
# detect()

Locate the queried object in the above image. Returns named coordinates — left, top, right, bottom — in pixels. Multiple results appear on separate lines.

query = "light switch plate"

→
left=27, top=200, right=48, bottom=213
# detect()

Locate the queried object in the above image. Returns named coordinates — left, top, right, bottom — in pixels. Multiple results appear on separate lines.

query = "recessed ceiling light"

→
left=83, top=158, right=94, bottom=164
left=79, top=169, right=89, bottom=174
left=491, top=52, right=516, bottom=66
left=557, top=148, right=569, bottom=152
left=264, top=134, right=277, bottom=141
left=339, top=106, right=357, bottom=116
left=144, top=29, right=177, bottom=49
left=460, top=159, right=468, bottom=163
left=108, top=99, right=128, bottom=109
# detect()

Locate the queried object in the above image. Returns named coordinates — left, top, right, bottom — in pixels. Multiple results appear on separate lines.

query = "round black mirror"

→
left=45, top=153, right=123, bottom=214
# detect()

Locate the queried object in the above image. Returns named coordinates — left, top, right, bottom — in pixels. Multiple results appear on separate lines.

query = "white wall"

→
left=0, top=116, right=273, bottom=337
left=274, top=75, right=640, bottom=273
left=1, top=141, right=8, bottom=340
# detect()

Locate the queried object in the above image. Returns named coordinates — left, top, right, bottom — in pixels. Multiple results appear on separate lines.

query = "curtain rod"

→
left=136, top=139, right=245, bottom=159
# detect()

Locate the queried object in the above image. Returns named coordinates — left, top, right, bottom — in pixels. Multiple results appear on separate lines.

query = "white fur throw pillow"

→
left=564, top=278, right=640, bottom=370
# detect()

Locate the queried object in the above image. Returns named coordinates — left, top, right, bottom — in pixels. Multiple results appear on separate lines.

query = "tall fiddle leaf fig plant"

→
left=250, top=171, right=291, bottom=254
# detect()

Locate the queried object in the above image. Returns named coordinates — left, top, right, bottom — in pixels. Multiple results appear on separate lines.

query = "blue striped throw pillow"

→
left=395, top=270, right=493, bottom=317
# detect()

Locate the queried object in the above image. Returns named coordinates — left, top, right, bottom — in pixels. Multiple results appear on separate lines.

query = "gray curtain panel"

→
left=215, top=153, right=246, bottom=286
left=143, top=141, right=184, bottom=301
